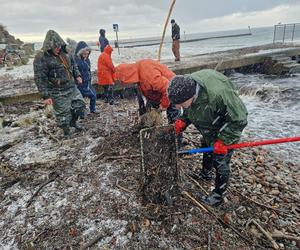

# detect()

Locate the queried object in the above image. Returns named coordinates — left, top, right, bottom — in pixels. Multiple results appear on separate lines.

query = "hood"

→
left=42, top=30, right=66, bottom=52
left=115, top=63, right=139, bottom=84
left=99, top=29, right=106, bottom=36
left=103, top=45, right=113, bottom=55
left=75, top=41, right=91, bottom=57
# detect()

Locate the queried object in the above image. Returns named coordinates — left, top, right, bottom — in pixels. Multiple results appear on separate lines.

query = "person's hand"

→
left=213, top=139, right=228, bottom=155
left=76, top=76, right=83, bottom=84
left=174, top=119, right=186, bottom=135
left=42, top=98, right=53, bottom=105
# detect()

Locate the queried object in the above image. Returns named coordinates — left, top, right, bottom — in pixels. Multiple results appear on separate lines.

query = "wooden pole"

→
left=158, top=0, right=176, bottom=61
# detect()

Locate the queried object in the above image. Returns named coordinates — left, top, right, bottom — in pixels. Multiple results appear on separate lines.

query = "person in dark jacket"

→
left=99, top=29, right=109, bottom=53
left=74, top=41, right=97, bottom=114
left=168, top=69, right=248, bottom=206
left=33, top=30, right=86, bottom=139
left=171, top=19, right=180, bottom=61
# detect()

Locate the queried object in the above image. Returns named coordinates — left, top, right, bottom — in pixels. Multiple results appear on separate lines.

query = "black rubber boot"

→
left=200, top=191, right=224, bottom=207
left=199, top=151, right=214, bottom=181
left=70, top=114, right=84, bottom=132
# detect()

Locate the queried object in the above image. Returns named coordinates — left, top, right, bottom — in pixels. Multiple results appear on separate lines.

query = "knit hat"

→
left=168, top=75, right=197, bottom=104
left=171, top=19, right=175, bottom=24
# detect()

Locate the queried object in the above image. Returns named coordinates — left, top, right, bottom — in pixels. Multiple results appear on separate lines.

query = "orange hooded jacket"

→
left=114, top=59, right=175, bottom=108
left=97, top=45, right=115, bottom=85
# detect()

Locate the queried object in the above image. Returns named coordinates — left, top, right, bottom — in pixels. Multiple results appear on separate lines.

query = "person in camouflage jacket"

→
left=33, top=30, right=86, bottom=138
left=168, top=69, right=248, bottom=207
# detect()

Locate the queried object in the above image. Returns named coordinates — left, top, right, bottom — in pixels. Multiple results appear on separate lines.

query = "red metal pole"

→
left=227, top=136, right=300, bottom=150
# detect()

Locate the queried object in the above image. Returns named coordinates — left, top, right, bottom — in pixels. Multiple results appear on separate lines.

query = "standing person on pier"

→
left=171, top=19, right=180, bottom=62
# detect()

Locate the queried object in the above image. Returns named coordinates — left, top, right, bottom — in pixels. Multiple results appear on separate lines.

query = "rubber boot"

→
left=200, top=191, right=224, bottom=207
left=199, top=152, right=214, bottom=181
left=200, top=151, right=233, bottom=206
left=70, top=114, right=84, bottom=132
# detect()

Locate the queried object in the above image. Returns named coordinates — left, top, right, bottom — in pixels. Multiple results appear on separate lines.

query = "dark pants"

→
left=172, top=39, right=180, bottom=61
left=202, top=142, right=234, bottom=196
left=103, top=85, right=114, bottom=103
left=78, top=86, right=96, bottom=112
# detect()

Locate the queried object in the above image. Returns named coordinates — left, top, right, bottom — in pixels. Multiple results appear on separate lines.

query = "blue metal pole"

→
left=178, top=147, right=214, bottom=155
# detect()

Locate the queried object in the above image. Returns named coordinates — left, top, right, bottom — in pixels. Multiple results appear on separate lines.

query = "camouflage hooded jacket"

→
left=33, top=30, right=81, bottom=99
left=180, top=69, right=248, bottom=146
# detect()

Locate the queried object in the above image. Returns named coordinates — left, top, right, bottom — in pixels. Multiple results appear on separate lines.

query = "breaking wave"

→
left=231, top=73, right=300, bottom=164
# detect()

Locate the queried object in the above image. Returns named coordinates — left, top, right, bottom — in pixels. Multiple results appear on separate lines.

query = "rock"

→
left=270, top=189, right=280, bottom=195
left=266, top=176, right=273, bottom=182
left=223, top=213, right=232, bottom=224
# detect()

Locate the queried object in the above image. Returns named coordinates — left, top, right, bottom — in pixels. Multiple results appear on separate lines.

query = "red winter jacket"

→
left=97, top=45, right=115, bottom=85
left=114, top=59, right=175, bottom=108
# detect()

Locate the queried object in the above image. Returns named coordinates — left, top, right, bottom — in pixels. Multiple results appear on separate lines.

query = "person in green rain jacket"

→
left=168, top=69, right=248, bottom=206
left=33, top=30, right=86, bottom=138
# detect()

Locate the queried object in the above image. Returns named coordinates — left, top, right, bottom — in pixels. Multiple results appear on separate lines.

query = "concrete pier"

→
left=0, top=43, right=300, bottom=104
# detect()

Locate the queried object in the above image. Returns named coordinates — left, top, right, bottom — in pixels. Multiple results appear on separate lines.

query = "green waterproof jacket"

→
left=33, top=30, right=80, bottom=99
left=180, top=69, right=248, bottom=146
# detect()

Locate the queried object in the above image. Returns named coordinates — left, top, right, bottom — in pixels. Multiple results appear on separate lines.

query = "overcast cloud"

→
left=1, top=0, right=300, bottom=42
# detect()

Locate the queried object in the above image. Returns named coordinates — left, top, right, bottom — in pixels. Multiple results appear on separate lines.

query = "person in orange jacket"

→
left=114, top=59, right=180, bottom=123
left=97, top=45, right=115, bottom=105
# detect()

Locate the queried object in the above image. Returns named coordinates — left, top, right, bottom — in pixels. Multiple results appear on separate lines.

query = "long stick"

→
left=179, top=136, right=300, bottom=155
left=26, top=175, right=58, bottom=208
left=158, top=0, right=176, bottom=61
left=249, top=219, right=279, bottom=250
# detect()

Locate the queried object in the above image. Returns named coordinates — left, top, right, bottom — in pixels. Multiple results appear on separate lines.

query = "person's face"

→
left=175, top=96, right=194, bottom=109
left=52, top=47, right=61, bottom=55
left=81, top=50, right=90, bottom=59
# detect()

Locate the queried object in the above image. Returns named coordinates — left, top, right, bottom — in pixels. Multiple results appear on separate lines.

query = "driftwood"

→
left=26, top=173, right=58, bottom=208
left=183, top=191, right=266, bottom=249
left=208, top=225, right=213, bottom=250
left=103, top=154, right=140, bottom=161
left=182, top=191, right=209, bottom=213
left=80, top=229, right=113, bottom=250
left=115, top=179, right=133, bottom=193
left=0, top=138, right=21, bottom=154
left=184, top=171, right=209, bottom=195
left=231, top=189, right=289, bottom=215
left=248, top=219, right=279, bottom=250
left=271, top=232, right=300, bottom=241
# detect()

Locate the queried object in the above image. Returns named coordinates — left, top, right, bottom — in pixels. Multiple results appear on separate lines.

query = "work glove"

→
left=174, top=119, right=186, bottom=135
left=213, top=139, right=228, bottom=155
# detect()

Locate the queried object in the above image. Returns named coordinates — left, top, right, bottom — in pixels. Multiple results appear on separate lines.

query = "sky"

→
left=1, top=0, right=300, bottom=43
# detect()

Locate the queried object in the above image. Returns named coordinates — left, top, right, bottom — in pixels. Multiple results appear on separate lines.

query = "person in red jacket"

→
left=97, top=45, right=115, bottom=105
left=114, top=59, right=179, bottom=123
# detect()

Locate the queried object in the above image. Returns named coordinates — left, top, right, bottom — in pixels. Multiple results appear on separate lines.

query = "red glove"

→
left=214, top=139, right=228, bottom=155
left=174, top=119, right=186, bottom=135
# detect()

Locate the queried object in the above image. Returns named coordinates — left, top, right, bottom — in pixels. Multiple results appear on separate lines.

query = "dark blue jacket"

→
left=74, top=41, right=93, bottom=93
left=99, top=36, right=109, bottom=52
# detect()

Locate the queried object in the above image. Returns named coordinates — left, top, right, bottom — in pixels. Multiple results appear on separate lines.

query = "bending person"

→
left=114, top=59, right=179, bottom=124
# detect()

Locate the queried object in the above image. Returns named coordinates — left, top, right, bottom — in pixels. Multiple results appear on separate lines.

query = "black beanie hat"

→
left=171, top=19, right=175, bottom=24
left=168, top=75, right=197, bottom=104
